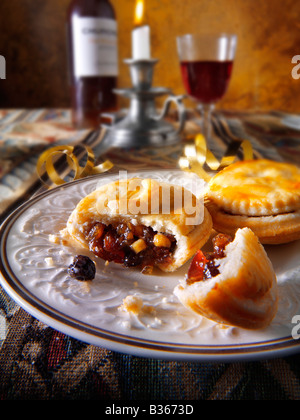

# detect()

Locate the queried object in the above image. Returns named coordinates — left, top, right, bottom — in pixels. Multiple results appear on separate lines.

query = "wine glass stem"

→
left=200, top=103, right=214, bottom=143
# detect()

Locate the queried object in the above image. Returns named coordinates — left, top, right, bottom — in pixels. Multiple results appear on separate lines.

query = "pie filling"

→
left=186, top=234, right=232, bottom=285
left=222, top=208, right=297, bottom=218
left=86, top=221, right=176, bottom=272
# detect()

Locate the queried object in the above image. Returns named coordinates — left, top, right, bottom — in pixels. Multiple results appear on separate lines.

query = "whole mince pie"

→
left=205, top=159, right=300, bottom=244
left=66, top=178, right=212, bottom=272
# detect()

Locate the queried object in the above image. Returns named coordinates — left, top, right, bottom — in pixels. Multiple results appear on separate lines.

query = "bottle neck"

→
left=68, top=0, right=115, bottom=19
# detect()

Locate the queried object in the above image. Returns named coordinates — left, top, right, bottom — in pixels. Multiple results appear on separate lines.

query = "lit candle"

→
left=132, top=0, right=151, bottom=60
left=132, top=25, right=151, bottom=60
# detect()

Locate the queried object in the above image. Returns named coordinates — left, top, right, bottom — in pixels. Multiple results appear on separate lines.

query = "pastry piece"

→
left=206, top=159, right=300, bottom=244
left=67, top=178, right=212, bottom=272
left=174, top=228, right=278, bottom=330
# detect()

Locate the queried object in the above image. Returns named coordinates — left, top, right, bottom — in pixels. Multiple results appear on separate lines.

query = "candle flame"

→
left=134, top=0, right=146, bottom=26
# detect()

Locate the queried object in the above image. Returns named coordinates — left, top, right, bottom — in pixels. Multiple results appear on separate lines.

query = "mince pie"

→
left=205, top=159, right=300, bottom=244
left=66, top=178, right=212, bottom=272
left=174, top=228, right=278, bottom=330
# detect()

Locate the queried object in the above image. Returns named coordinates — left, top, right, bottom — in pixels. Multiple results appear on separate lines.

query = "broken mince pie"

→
left=174, top=228, right=278, bottom=330
left=66, top=178, right=212, bottom=272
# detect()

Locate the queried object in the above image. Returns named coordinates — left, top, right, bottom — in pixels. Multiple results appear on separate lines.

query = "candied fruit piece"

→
left=186, top=250, right=207, bottom=284
left=153, top=233, right=172, bottom=248
left=186, top=234, right=233, bottom=285
left=212, top=233, right=232, bottom=257
left=131, top=239, right=147, bottom=254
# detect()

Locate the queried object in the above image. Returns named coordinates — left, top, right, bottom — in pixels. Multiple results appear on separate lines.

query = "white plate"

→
left=282, top=114, right=300, bottom=130
left=1, top=170, right=300, bottom=361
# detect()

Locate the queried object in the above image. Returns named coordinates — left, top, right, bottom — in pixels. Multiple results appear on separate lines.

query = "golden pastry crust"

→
left=174, top=228, right=278, bottom=330
left=67, top=178, right=213, bottom=272
left=207, top=159, right=300, bottom=216
left=206, top=201, right=300, bottom=245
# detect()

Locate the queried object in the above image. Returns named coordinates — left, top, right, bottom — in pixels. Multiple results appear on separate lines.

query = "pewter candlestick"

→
left=103, top=58, right=186, bottom=148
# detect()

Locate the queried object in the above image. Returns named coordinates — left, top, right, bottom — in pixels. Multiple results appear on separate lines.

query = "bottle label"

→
left=72, top=17, right=118, bottom=77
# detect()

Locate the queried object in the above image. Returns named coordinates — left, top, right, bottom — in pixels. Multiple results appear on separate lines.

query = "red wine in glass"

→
left=180, top=60, right=233, bottom=104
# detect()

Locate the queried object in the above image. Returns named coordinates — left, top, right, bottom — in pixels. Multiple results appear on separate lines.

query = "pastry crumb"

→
left=154, top=317, right=162, bottom=325
left=119, top=295, right=156, bottom=316
left=49, top=234, right=60, bottom=244
left=45, top=257, right=54, bottom=267
left=49, top=228, right=69, bottom=246
left=119, top=295, right=144, bottom=315
left=142, top=304, right=156, bottom=315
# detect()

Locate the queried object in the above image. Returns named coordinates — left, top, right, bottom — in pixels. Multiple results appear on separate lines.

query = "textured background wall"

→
left=0, top=0, right=299, bottom=112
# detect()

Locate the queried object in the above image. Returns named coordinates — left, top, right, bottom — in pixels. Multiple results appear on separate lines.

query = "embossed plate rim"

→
left=0, top=170, right=300, bottom=362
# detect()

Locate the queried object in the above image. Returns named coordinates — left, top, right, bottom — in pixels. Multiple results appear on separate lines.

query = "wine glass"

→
left=177, top=33, right=237, bottom=144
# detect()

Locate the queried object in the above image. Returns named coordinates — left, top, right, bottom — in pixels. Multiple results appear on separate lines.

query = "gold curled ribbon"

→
left=36, top=145, right=114, bottom=187
left=179, top=134, right=253, bottom=182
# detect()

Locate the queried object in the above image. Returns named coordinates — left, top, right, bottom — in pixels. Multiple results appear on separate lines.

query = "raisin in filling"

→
left=86, top=222, right=176, bottom=270
left=186, top=234, right=232, bottom=285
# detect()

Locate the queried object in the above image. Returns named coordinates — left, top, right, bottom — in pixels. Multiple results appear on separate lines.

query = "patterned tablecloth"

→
left=0, top=108, right=300, bottom=401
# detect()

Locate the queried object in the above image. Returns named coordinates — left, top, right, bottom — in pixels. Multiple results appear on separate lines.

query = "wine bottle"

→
left=67, top=0, right=118, bottom=129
